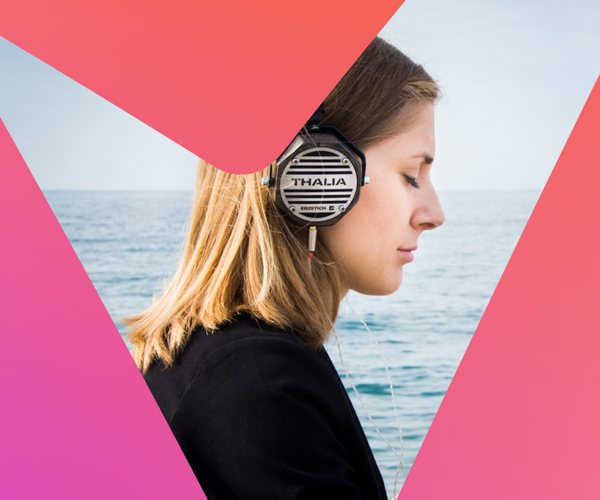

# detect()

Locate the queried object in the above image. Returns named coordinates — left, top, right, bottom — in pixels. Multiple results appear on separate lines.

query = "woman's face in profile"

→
left=319, top=101, right=445, bottom=298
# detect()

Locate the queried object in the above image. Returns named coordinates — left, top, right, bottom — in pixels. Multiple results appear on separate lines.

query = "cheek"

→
left=355, top=181, right=406, bottom=238
left=317, top=182, right=412, bottom=295
left=319, top=208, right=363, bottom=257
left=320, top=183, right=401, bottom=260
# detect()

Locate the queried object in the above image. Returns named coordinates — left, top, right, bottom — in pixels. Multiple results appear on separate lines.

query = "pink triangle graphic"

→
left=399, top=77, right=600, bottom=499
left=0, top=0, right=404, bottom=174
left=0, top=118, right=205, bottom=499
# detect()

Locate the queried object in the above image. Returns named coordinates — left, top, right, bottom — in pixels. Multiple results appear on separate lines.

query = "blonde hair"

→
left=127, top=37, right=440, bottom=373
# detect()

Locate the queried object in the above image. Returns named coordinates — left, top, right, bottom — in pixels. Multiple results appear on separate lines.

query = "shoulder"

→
left=144, top=313, right=387, bottom=499
left=144, top=313, right=346, bottom=423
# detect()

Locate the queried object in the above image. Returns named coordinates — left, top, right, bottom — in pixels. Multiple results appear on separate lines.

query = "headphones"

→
left=262, top=103, right=369, bottom=228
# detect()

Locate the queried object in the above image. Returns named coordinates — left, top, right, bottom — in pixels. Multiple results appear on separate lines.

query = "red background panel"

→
left=399, top=78, right=600, bottom=499
left=0, top=0, right=404, bottom=174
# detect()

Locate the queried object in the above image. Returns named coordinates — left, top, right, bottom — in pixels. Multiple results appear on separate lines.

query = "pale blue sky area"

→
left=0, top=0, right=598, bottom=191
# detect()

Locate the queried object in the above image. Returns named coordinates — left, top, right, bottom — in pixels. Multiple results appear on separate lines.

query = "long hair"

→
left=126, top=37, right=440, bottom=373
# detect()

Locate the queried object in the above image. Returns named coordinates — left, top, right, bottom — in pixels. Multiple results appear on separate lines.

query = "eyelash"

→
left=403, top=174, right=421, bottom=189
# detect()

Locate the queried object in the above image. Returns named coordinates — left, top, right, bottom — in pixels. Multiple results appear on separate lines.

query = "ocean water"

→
left=45, top=189, right=541, bottom=498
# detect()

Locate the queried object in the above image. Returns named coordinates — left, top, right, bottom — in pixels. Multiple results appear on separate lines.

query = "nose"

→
left=412, top=186, right=445, bottom=230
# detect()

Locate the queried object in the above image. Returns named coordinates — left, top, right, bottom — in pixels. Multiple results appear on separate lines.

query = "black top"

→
left=144, top=313, right=387, bottom=500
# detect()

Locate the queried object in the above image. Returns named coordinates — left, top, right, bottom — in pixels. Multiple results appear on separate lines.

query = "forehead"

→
left=364, top=102, right=435, bottom=162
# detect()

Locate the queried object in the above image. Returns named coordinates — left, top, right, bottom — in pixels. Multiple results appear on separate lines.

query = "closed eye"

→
left=403, top=174, right=421, bottom=189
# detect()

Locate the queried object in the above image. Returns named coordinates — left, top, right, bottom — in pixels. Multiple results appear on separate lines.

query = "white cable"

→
left=333, top=298, right=406, bottom=499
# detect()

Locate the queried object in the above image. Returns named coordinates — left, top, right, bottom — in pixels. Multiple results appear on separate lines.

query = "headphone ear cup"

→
left=274, top=127, right=366, bottom=227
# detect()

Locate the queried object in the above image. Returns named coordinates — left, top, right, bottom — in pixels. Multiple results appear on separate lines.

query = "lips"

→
left=397, top=247, right=415, bottom=263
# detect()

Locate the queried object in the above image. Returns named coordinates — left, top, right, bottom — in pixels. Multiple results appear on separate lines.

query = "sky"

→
left=0, top=0, right=598, bottom=191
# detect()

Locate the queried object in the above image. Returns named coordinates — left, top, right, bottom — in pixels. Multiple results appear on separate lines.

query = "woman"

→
left=127, top=36, right=445, bottom=499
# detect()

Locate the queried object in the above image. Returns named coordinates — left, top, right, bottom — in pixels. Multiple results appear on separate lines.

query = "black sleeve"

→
left=168, top=336, right=367, bottom=500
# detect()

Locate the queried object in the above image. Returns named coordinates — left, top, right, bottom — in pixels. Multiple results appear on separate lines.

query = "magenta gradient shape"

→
left=0, top=118, right=205, bottom=499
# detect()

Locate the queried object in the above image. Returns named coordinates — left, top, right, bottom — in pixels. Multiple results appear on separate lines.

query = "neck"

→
left=338, top=285, right=350, bottom=306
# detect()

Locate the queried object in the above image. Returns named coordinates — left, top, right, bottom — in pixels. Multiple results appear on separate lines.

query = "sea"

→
left=44, top=189, right=542, bottom=498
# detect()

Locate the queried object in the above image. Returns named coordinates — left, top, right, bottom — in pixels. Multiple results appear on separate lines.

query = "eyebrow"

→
left=410, top=154, right=434, bottom=164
